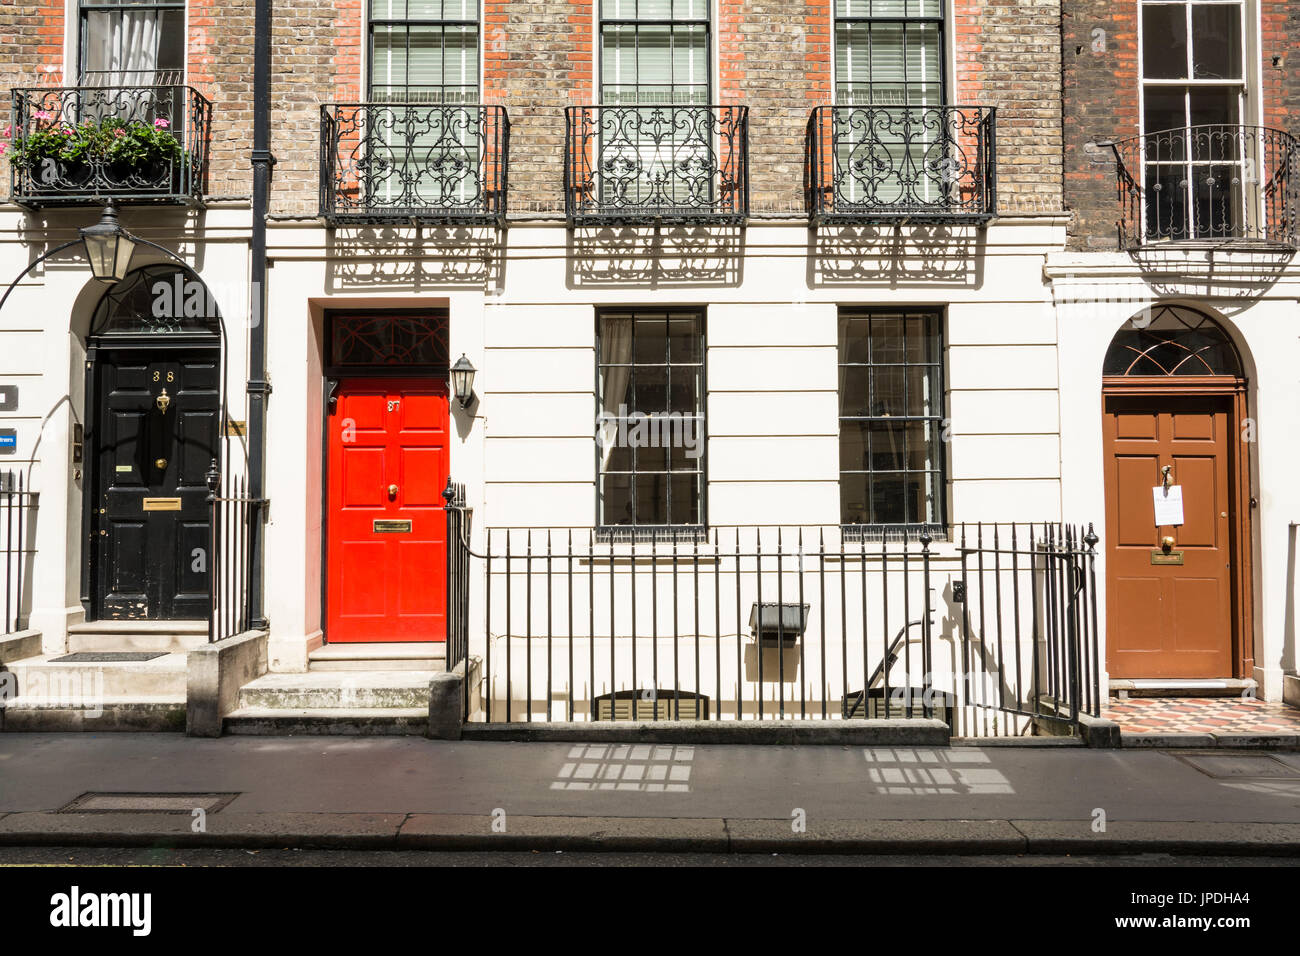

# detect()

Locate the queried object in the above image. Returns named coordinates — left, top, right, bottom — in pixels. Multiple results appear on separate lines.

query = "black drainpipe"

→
left=246, top=0, right=273, bottom=629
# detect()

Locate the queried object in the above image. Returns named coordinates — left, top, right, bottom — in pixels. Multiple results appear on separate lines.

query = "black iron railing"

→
left=445, top=510, right=1101, bottom=736
left=10, top=85, right=210, bottom=206
left=320, top=103, right=510, bottom=225
left=565, top=104, right=749, bottom=225
left=206, top=464, right=265, bottom=644
left=806, top=104, right=996, bottom=225
left=445, top=480, right=471, bottom=674
left=0, top=471, right=36, bottom=635
left=1108, top=124, right=1300, bottom=249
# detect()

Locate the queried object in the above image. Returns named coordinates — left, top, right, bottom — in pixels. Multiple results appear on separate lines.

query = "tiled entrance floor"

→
left=1103, top=696, right=1300, bottom=735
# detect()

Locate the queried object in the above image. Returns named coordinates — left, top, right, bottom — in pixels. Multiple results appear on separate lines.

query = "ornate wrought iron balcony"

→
left=806, top=105, right=996, bottom=225
left=320, top=103, right=509, bottom=226
left=565, top=104, right=749, bottom=226
left=9, top=85, right=210, bottom=207
left=1107, top=125, right=1299, bottom=249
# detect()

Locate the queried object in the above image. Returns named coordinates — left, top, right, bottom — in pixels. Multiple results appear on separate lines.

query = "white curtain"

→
left=86, top=11, right=161, bottom=86
left=599, top=318, right=633, bottom=468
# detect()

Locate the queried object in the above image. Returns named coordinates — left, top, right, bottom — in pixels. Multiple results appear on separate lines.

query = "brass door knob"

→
left=1160, top=535, right=1175, bottom=553
left=155, top=458, right=168, bottom=470
left=388, top=484, right=398, bottom=500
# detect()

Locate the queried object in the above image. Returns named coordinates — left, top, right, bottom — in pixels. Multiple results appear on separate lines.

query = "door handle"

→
left=388, top=484, right=398, bottom=500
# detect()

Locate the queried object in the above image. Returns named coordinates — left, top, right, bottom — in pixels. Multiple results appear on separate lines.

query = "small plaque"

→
left=0, top=429, right=16, bottom=455
left=1151, top=550, right=1185, bottom=566
left=225, top=420, right=246, bottom=437
left=115, top=465, right=133, bottom=473
left=374, top=519, right=412, bottom=534
left=0, top=385, right=16, bottom=412
left=143, top=497, right=182, bottom=512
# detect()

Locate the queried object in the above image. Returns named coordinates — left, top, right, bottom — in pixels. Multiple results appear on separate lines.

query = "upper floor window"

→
left=369, top=0, right=479, bottom=103
left=600, top=0, right=710, bottom=105
left=838, top=309, right=945, bottom=531
left=835, top=0, right=944, bottom=105
left=1141, top=0, right=1245, bottom=135
left=79, top=0, right=185, bottom=87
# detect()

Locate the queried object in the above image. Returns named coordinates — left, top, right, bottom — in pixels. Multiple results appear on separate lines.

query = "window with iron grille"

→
left=78, top=0, right=186, bottom=87
left=838, top=309, right=945, bottom=532
left=597, top=309, right=705, bottom=533
left=834, top=0, right=944, bottom=106
left=369, top=0, right=479, bottom=104
left=1139, top=0, right=1249, bottom=241
left=600, top=0, right=710, bottom=106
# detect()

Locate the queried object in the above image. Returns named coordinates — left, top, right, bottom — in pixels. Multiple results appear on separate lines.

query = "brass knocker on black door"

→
left=148, top=367, right=175, bottom=475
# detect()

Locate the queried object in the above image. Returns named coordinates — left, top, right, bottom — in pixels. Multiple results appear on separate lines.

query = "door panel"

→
left=92, top=349, right=220, bottom=620
left=1104, top=394, right=1235, bottom=678
left=326, top=379, right=449, bottom=643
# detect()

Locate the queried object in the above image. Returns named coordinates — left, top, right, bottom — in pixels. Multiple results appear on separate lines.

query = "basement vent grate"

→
left=1173, top=754, right=1300, bottom=779
left=49, top=652, right=168, bottom=663
left=58, top=792, right=241, bottom=814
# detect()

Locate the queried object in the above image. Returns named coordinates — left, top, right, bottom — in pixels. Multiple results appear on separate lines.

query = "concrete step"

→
left=0, top=697, right=186, bottom=732
left=309, top=642, right=445, bottom=672
left=3, top=652, right=189, bottom=699
left=237, top=671, right=435, bottom=710
left=223, top=707, right=429, bottom=736
left=68, top=620, right=209, bottom=654
left=1110, top=678, right=1257, bottom=699
left=0, top=628, right=41, bottom=665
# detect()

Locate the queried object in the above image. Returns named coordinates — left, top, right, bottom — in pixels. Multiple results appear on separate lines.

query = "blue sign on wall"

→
left=0, top=429, right=17, bottom=454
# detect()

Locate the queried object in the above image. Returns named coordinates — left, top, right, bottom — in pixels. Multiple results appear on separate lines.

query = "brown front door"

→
left=1103, top=392, right=1237, bottom=679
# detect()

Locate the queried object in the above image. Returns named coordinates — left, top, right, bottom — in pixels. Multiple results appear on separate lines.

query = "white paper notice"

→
left=1153, top=485, right=1185, bottom=526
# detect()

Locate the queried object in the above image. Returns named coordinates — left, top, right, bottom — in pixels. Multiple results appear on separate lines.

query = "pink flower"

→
left=153, top=118, right=170, bottom=129
left=1, top=124, right=10, bottom=139
left=60, top=127, right=74, bottom=136
left=114, top=127, right=126, bottom=137
left=33, top=109, right=51, bottom=121
left=0, top=143, right=7, bottom=157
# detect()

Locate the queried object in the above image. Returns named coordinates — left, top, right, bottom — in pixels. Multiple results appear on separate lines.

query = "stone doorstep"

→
left=1122, top=732, right=1300, bottom=749
left=2, top=653, right=189, bottom=698
left=1109, top=678, right=1257, bottom=699
left=0, top=698, right=187, bottom=732
left=308, top=642, right=446, bottom=672
left=236, top=671, right=435, bottom=710
left=0, top=813, right=1298, bottom=855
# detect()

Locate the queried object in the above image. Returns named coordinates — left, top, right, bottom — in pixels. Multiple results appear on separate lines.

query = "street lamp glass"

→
left=79, top=206, right=137, bottom=283
left=450, top=354, right=476, bottom=407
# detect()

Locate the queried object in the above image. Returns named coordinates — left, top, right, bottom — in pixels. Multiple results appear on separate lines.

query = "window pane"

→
left=839, top=365, right=871, bottom=416
left=634, top=363, right=669, bottom=412
left=601, top=474, right=635, bottom=526
left=668, top=317, right=700, bottom=363
left=841, top=472, right=870, bottom=525
left=840, top=422, right=869, bottom=472
left=1191, top=4, right=1242, bottom=80
left=1143, top=87, right=1186, bottom=136
left=667, top=366, right=699, bottom=414
left=872, top=366, right=906, bottom=416
left=635, top=473, right=668, bottom=524
left=1189, top=86, right=1239, bottom=129
left=1142, top=4, right=1188, bottom=79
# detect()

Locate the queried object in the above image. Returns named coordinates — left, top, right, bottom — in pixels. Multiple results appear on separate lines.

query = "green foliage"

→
left=7, top=113, right=184, bottom=173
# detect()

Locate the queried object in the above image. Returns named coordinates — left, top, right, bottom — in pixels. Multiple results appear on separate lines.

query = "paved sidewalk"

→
left=1, top=734, right=1298, bottom=854
left=1104, top=696, right=1300, bottom=735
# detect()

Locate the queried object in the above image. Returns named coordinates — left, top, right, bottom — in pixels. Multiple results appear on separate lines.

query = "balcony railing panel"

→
left=565, top=104, right=749, bottom=226
left=320, top=103, right=509, bottom=226
left=1109, top=124, right=1300, bottom=249
left=807, top=104, right=996, bottom=225
left=10, top=85, right=210, bottom=206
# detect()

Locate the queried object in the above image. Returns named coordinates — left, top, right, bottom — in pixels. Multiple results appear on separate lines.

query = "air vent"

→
left=594, top=689, right=709, bottom=721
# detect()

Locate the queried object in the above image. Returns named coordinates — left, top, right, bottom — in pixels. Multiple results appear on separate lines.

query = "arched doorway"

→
left=1102, top=305, right=1251, bottom=680
left=81, top=265, right=223, bottom=621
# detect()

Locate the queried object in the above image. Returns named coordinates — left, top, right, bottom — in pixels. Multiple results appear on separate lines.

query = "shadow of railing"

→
left=567, top=223, right=743, bottom=289
left=324, top=224, right=505, bottom=292
left=808, top=222, right=983, bottom=288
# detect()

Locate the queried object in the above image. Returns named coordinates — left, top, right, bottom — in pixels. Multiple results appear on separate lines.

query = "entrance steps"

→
left=1110, top=678, right=1257, bottom=699
left=308, top=642, right=445, bottom=672
left=0, top=651, right=188, bottom=732
left=67, top=620, right=209, bottom=654
left=223, top=671, right=435, bottom=735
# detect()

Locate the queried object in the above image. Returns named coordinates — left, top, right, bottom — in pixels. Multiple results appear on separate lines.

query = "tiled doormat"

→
left=48, top=652, right=167, bottom=663
left=1103, top=696, right=1300, bottom=735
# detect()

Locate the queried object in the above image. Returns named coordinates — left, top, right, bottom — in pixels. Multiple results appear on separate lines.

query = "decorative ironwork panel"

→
left=328, top=313, right=450, bottom=368
left=806, top=104, right=996, bottom=224
left=320, top=103, right=509, bottom=225
left=565, top=104, right=749, bottom=225
left=1108, top=125, right=1299, bottom=249
left=1104, top=305, right=1242, bottom=377
left=9, top=85, right=210, bottom=206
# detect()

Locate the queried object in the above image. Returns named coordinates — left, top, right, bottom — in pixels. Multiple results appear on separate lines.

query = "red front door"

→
left=326, top=378, right=450, bottom=643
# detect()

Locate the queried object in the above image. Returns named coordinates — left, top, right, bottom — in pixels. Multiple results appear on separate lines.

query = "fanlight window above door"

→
left=89, top=264, right=221, bottom=337
left=1103, top=305, right=1242, bottom=377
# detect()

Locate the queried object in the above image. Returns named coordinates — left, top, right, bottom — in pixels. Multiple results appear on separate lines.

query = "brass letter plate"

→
left=1150, top=550, right=1184, bottom=566
left=374, top=519, right=413, bottom=534
left=143, top=497, right=182, bottom=512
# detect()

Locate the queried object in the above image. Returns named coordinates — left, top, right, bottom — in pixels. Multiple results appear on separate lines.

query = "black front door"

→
left=90, top=348, right=220, bottom=620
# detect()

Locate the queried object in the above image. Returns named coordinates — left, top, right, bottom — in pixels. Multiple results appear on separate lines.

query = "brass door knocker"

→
left=155, top=388, right=171, bottom=415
